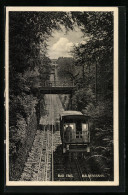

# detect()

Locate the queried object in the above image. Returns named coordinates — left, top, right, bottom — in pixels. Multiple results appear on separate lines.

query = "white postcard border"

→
left=5, top=6, right=119, bottom=186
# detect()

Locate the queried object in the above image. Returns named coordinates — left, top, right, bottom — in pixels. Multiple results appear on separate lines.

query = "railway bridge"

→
left=39, top=80, right=75, bottom=94
left=32, top=80, right=75, bottom=94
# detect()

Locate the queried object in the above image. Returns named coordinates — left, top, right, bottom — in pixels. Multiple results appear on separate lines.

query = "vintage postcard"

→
left=5, top=6, right=119, bottom=186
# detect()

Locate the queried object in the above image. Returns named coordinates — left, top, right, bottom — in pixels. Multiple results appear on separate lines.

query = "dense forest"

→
left=9, top=12, right=113, bottom=180
left=57, top=12, right=113, bottom=127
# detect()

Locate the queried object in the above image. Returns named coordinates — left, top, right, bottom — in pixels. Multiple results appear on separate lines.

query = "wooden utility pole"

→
left=70, top=92, right=72, bottom=110
left=83, top=63, right=84, bottom=81
left=95, top=62, right=97, bottom=102
left=36, top=92, right=41, bottom=129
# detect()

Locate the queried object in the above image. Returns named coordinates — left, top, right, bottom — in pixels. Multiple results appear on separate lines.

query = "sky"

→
left=47, top=26, right=89, bottom=59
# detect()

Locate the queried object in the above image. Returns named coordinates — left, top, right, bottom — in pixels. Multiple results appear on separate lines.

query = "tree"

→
left=9, top=11, right=75, bottom=180
left=71, top=12, right=113, bottom=101
left=9, top=12, right=74, bottom=91
left=57, top=57, right=76, bottom=81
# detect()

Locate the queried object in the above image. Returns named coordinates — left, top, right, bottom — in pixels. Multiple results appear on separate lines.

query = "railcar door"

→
left=75, top=121, right=83, bottom=142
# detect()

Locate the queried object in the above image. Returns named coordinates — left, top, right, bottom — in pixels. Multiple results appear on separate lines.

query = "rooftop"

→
left=60, top=110, right=83, bottom=117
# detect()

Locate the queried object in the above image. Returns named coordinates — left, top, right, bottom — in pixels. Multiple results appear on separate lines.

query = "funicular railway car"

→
left=60, top=111, right=90, bottom=154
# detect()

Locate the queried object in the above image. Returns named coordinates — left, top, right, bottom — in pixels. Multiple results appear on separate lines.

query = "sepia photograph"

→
left=5, top=7, right=119, bottom=186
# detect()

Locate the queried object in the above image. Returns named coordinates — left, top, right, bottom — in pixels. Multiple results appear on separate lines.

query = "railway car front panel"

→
left=60, top=113, right=90, bottom=153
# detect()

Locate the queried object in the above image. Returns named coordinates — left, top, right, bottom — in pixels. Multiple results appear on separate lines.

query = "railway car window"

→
left=82, top=123, right=89, bottom=142
left=82, top=123, right=88, bottom=131
left=63, top=123, right=76, bottom=141
left=64, top=123, right=76, bottom=130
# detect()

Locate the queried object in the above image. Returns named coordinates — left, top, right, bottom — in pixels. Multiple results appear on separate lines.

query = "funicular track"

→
left=53, top=151, right=92, bottom=181
left=74, top=157, right=92, bottom=181
left=73, top=158, right=84, bottom=181
left=36, top=94, right=63, bottom=181
left=67, top=154, right=91, bottom=181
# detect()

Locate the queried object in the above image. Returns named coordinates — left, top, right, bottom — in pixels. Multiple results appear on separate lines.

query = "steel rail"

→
left=51, top=95, right=54, bottom=181
left=75, top=158, right=92, bottom=181
left=74, top=159, right=84, bottom=181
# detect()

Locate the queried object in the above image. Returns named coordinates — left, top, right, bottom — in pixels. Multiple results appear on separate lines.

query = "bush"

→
left=72, top=88, right=95, bottom=111
left=83, top=99, right=113, bottom=128
left=9, top=92, right=38, bottom=180
left=9, top=111, right=37, bottom=181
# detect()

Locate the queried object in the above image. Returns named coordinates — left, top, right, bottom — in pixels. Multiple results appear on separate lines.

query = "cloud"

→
left=48, top=37, right=74, bottom=59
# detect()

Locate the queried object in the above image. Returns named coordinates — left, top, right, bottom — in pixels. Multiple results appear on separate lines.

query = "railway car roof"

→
left=60, top=110, right=83, bottom=117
